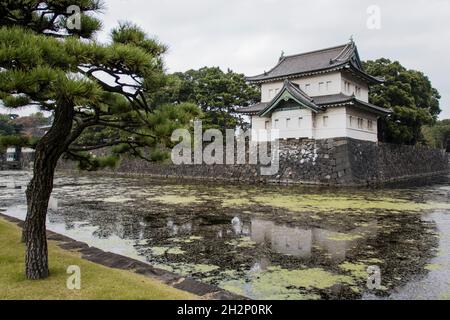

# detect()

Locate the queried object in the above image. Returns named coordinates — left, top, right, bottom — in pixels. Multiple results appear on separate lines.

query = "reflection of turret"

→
left=251, top=218, right=312, bottom=258
left=250, top=257, right=271, bottom=272
left=250, top=218, right=378, bottom=261
left=231, top=216, right=242, bottom=235
left=166, top=219, right=193, bottom=236
left=48, top=196, right=58, bottom=212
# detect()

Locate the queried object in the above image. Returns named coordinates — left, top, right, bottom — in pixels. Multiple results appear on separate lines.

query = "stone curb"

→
left=0, top=213, right=247, bottom=301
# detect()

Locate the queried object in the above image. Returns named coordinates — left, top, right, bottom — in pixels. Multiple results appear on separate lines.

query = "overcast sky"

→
left=3, top=0, right=450, bottom=118
left=97, top=0, right=450, bottom=118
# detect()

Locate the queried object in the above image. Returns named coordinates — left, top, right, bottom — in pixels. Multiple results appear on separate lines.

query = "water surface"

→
left=1, top=171, right=449, bottom=300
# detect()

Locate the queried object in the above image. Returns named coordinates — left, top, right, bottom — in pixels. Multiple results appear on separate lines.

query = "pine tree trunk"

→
left=24, top=154, right=57, bottom=279
left=22, top=99, right=75, bottom=280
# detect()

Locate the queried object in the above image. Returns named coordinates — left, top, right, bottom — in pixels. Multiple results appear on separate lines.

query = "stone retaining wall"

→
left=59, top=138, right=449, bottom=186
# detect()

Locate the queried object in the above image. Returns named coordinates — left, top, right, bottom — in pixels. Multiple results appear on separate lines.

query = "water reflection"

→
left=1, top=171, right=448, bottom=300
left=251, top=218, right=378, bottom=261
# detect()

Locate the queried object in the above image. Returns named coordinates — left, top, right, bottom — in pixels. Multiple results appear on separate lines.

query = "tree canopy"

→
left=363, top=58, right=441, bottom=144
left=0, top=18, right=200, bottom=168
left=163, top=67, right=259, bottom=129
left=0, top=0, right=201, bottom=279
left=0, top=113, right=40, bottom=151
left=422, top=119, right=450, bottom=151
left=0, top=113, right=19, bottom=135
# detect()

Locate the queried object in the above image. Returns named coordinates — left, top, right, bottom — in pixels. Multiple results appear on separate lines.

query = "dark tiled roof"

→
left=236, top=91, right=391, bottom=116
left=345, top=99, right=391, bottom=115
left=313, top=93, right=355, bottom=105
left=313, top=94, right=391, bottom=115
left=235, top=102, right=267, bottom=114
left=246, top=41, right=381, bottom=84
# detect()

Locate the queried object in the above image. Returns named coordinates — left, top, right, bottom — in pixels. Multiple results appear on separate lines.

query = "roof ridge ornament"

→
left=246, top=41, right=382, bottom=84
left=279, top=50, right=285, bottom=62
left=330, top=40, right=354, bottom=64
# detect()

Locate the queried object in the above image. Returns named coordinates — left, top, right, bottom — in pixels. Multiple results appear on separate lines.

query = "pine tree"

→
left=0, top=0, right=200, bottom=279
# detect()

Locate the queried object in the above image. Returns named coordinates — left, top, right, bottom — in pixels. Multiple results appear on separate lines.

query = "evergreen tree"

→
left=0, top=1, right=200, bottom=279
left=0, top=113, right=19, bottom=135
left=363, top=58, right=441, bottom=144
left=164, top=67, right=259, bottom=129
left=422, top=119, right=450, bottom=151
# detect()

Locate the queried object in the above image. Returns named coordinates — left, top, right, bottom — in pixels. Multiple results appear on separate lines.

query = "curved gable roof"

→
left=258, top=80, right=323, bottom=117
left=246, top=41, right=381, bottom=84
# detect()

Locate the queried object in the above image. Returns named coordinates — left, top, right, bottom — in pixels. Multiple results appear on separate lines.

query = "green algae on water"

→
left=150, top=246, right=186, bottom=256
left=224, top=266, right=357, bottom=300
left=339, top=262, right=368, bottom=279
left=170, top=263, right=220, bottom=275
left=259, top=266, right=354, bottom=289
left=149, top=195, right=202, bottom=205
left=251, top=194, right=450, bottom=213
left=226, top=237, right=256, bottom=248
left=424, top=263, right=442, bottom=271
left=327, top=233, right=363, bottom=241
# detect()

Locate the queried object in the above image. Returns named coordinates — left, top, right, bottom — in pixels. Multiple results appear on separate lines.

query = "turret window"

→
left=318, top=82, right=324, bottom=93
left=344, top=81, right=351, bottom=93
left=305, top=84, right=311, bottom=92
left=357, top=118, right=364, bottom=129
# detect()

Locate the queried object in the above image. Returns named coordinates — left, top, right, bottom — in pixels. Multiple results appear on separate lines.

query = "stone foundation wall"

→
left=346, top=139, right=449, bottom=185
left=67, top=137, right=447, bottom=186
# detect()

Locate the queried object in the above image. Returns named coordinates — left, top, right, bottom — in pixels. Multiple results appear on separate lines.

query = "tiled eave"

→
left=246, top=64, right=347, bottom=85
left=247, top=63, right=383, bottom=85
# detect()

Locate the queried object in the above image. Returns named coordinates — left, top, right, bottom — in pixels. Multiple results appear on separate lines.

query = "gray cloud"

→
left=97, top=0, right=450, bottom=118
left=3, top=0, right=449, bottom=118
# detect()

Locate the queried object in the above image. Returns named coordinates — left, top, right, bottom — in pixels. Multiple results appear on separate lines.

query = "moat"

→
left=1, top=171, right=449, bottom=300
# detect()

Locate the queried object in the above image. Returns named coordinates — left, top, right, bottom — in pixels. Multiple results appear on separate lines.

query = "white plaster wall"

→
left=292, top=72, right=342, bottom=97
left=252, top=106, right=378, bottom=142
left=341, top=74, right=369, bottom=102
left=260, top=72, right=343, bottom=102
left=314, top=107, right=348, bottom=139
left=251, top=115, right=271, bottom=141
left=251, top=116, right=268, bottom=131
left=271, top=109, right=314, bottom=139
left=345, top=106, right=378, bottom=142
left=261, top=81, right=284, bottom=102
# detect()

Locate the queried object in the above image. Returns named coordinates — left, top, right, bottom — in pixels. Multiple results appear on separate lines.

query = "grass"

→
left=0, top=218, right=198, bottom=300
